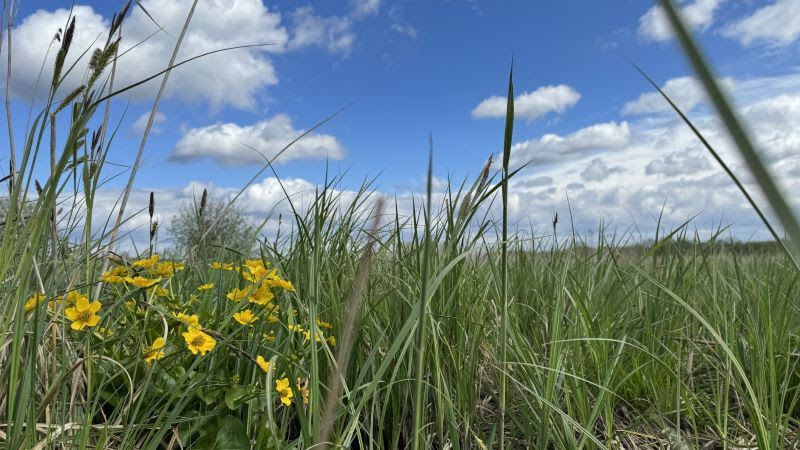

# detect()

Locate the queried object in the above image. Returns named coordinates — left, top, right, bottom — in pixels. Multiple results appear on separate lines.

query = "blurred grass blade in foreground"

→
left=659, top=0, right=800, bottom=263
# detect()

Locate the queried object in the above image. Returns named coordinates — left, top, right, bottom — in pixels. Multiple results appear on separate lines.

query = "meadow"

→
left=2, top=1, right=800, bottom=449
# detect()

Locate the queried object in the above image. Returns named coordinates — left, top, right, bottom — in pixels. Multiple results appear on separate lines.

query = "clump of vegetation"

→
left=2, top=1, right=800, bottom=449
left=169, top=191, right=256, bottom=257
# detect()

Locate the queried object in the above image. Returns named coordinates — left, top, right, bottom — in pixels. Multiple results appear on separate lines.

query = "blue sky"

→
left=4, top=0, right=800, bottom=244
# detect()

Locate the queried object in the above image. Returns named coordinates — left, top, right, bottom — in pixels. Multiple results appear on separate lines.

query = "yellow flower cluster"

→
left=71, top=254, right=332, bottom=411
left=99, top=255, right=184, bottom=291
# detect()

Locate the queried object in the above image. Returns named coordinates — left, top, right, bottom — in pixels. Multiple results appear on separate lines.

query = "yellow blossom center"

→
left=191, top=336, right=206, bottom=347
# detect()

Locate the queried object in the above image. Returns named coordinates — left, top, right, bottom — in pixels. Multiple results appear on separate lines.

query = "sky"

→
left=3, top=0, right=800, bottom=247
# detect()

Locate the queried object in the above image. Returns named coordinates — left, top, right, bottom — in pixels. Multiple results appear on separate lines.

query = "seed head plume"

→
left=199, top=188, right=208, bottom=218
left=149, top=192, right=155, bottom=219
left=52, top=16, right=76, bottom=88
left=55, top=85, right=86, bottom=114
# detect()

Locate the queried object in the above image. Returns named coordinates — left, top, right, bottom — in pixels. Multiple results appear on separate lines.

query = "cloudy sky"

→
left=4, top=0, right=800, bottom=247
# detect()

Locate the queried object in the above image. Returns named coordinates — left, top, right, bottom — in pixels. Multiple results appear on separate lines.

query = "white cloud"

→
left=723, top=0, right=800, bottom=47
left=391, top=23, right=418, bottom=39
left=472, top=85, right=581, bottom=122
left=132, top=111, right=167, bottom=134
left=287, top=6, right=356, bottom=55
left=625, top=77, right=695, bottom=115
left=351, top=0, right=381, bottom=18
left=91, top=71, right=800, bottom=249
left=89, top=176, right=375, bottom=251
left=169, top=114, right=347, bottom=165
left=506, top=121, right=631, bottom=168
left=287, top=0, right=384, bottom=55
left=638, top=0, right=726, bottom=42
left=5, top=1, right=289, bottom=110
left=501, top=72, right=800, bottom=242
left=742, top=94, right=800, bottom=163
left=645, top=149, right=712, bottom=176
left=580, top=157, right=624, bottom=182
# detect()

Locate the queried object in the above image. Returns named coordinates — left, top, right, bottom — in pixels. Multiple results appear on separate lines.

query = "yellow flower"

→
left=182, top=328, right=216, bottom=355
left=316, top=319, right=333, bottom=330
left=100, top=265, right=127, bottom=283
left=304, top=330, right=325, bottom=343
left=197, top=282, right=215, bottom=291
left=226, top=287, right=250, bottom=302
left=132, top=255, right=159, bottom=268
left=210, top=262, right=233, bottom=270
left=125, top=276, right=161, bottom=288
left=100, top=274, right=124, bottom=283
left=233, top=309, right=257, bottom=325
left=245, top=259, right=268, bottom=272
left=327, top=336, right=336, bottom=347
left=144, top=337, right=165, bottom=364
left=266, top=314, right=279, bottom=323
left=24, top=293, right=46, bottom=312
left=275, top=378, right=294, bottom=406
left=241, top=259, right=270, bottom=282
left=288, top=324, right=304, bottom=333
left=256, top=355, right=270, bottom=373
left=263, top=332, right=276, bottom=343
left=248, top=285, right=275, bottom=305
left=176, top=312, right=201, bottom=329
left=264, top=274, right=294, bottom=292
left=64, top=297, right=102, bottom=330
left=149, top=261, right=184, bottom=278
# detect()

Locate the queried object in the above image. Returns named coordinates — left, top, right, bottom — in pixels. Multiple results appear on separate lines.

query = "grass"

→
left=2, top=1, right=800, bottom=448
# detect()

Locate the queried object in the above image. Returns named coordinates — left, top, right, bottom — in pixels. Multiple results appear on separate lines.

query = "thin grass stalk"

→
left=4, top=0, right=14, bottom=184
left=499, top=64, right=514, bottom=450
left=632, top=64, right=799, bottom=271
left=412, top=138, right=434, bottom=450
left=102, top=0, right=198, bottom=269
left=658, top=0, right=800, bottom=264
left=315, top=198, right=384, bottom=449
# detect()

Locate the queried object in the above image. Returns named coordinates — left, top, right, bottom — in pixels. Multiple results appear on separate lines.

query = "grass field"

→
left=3, top=1, right=800, bottom=448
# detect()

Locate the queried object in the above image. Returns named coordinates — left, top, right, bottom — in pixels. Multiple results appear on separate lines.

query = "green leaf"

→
left=195, top=415, right=250, bottom=450
left=224, top=385, right=249, bottom=410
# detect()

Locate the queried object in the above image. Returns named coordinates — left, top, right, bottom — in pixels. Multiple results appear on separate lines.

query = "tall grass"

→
left=1, top=1, right=800, bottom=449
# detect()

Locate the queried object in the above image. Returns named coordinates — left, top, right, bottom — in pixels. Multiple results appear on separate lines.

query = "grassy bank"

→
left=3, top=0, right=800, bottom=448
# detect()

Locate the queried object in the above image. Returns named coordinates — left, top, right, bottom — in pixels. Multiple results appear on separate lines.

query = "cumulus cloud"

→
left=623, top=76, right=734, bottom=115
left=169, top=114, right=347, bottom=165
left=506, top=121, right=631, bottom=168
left=90, top=176, right=377, bottom=251
left=580, top=158, right=624, bottom=182
left=723, top=0, right=800, bottom=47
left=500, top=72, right=800, bottom=242
left=5, top=1, right=289, bottom=110
left=471, top=85, right=581, bottom=122
left=638, top=0, right=726, bottom=42
left=646, top=150, right=712, bottom=176
left=742, top=94, right=800, bottom=163
left=131, top=111, right=167, bottom=134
